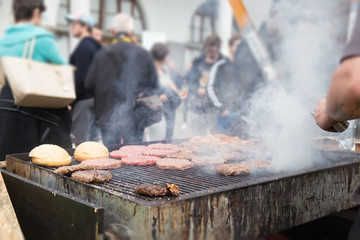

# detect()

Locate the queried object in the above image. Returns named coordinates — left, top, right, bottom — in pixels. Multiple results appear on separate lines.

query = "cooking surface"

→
left=13, top=147, right=359, bottom=206
left=6, top=141, right=360, bottom=239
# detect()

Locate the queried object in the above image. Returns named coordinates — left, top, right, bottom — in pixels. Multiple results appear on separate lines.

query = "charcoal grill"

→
left=4, top=141, right=360, bottom=240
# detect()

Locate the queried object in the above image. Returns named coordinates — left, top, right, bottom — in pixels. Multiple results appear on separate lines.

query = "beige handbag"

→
left=0, top=38, right=76, bottom=108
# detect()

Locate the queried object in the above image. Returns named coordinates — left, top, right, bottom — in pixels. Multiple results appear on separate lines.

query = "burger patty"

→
left=134, top=184, right=168, bottom=196
left=156, top=158, right=193, bottom=170
left=121, top=155, right=161, bottom=165
left=71, top=170, right=112, bottom=183
left=215, top=163, right=251, bottom=176
left=134, top=184, right=180, bottom=197
left=148, top=143, right=179, bottom=150
left=191, top=156, right=226, bottom=166
left=166, top=148, right=194, bottom=160
left=81, top=158, right=122, bottom=169
left=110, top=145, right=149, bottom=158
left=241, top=160, right=271, bottom=169
left=55, top=158, right=122, bottom=175
left=54, top=164, right=88, bottom=175
left=143, top=148, right=178, bottom=157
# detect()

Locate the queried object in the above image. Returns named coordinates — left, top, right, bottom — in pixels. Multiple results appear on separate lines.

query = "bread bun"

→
left=74, top=141, right=109, bottom=162
left=29, top=144, right=72, bottom=167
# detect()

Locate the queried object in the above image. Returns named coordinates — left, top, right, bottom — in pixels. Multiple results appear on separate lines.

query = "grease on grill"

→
left=134, top=183, right=180, bottom=197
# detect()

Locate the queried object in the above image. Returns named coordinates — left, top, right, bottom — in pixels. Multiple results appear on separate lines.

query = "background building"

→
left=0, top=0, right=272, bottom=72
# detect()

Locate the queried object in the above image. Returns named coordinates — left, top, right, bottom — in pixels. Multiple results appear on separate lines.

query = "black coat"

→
left=0, top=83, right=72, bottom=160
left=70, top=37, right=101, bottom=103
left=85, top=41, right=159, bottom=130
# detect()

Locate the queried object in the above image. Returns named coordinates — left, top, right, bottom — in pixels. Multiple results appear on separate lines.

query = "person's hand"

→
left=180, top=90, right=188, bottom=100
left=314, top=98, right=338, bottom=132
left=198, top=87, right=206, bottom=96
left=160, top=94, right=168, bottom=103
left=220, top=109, right=229, bottom=117
left=67, top=105, right=72, bottom=111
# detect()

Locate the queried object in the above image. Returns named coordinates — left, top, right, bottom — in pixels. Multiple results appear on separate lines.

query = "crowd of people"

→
left=0, top=0, right=260, bottom=160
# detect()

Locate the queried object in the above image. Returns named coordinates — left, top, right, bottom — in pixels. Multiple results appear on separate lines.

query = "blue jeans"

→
left=215, top=112, right=249, bottom=138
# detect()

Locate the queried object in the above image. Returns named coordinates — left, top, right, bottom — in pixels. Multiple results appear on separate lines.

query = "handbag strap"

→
left=22, top=38, right=36, bottom=60
left=0, top=66, right=5, bottom=90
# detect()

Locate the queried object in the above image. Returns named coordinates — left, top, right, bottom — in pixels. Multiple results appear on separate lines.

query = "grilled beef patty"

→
left=148, top=143, right=179, bottom=150
left=110, top=145, right=149, bottom=158
left=215, top=163, right=251, bottom=176
left=143, top=148, right=178, bottom=157
left=166, top=148, right=194, bottom=160
left=156, top=158, right=193, bottom=170
left=121, top=155, right=161, bottom=165
left=54, top=164, right=91, bottom=175
left=134, top=184, right=168, bottom=196
left=54, top=158, right=121, bottom=175
left=71, top=170, right=112, bottom=183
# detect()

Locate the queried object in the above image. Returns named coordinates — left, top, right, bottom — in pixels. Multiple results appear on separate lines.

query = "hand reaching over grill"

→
left=313, top=99, right=338, bottom=132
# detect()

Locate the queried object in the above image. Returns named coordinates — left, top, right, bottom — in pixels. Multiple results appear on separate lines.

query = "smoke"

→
left=245, top=0, right=349, bottom=171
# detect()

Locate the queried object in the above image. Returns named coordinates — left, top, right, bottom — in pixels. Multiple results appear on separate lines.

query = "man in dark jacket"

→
left=187, top=35, right=234, bottom=135
left=210, top=35, right=249, bottom=137
left=66, top=11, right=101, bottom=145
left=85, top=13, right=159, bottom=145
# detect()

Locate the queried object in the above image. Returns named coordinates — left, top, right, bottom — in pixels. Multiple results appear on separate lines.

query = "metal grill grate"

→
left=93, top=165, right=278, bottom=202
left=9, top=141, right=360, bottom=206
left=61, top=149, right=358, bottom=205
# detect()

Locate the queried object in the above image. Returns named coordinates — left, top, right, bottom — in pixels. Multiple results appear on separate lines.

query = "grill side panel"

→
left=148, top=163, right=360, bottom=240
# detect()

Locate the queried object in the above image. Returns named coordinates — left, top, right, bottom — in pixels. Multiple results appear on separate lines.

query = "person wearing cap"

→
left=66, top=11, right=102, bottom=146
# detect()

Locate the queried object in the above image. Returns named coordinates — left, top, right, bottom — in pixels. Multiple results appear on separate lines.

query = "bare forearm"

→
left=326, top=58, right=360, bottom=121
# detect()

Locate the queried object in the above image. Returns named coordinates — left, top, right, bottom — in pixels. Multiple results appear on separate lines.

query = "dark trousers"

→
left=101, top=125, right=145, bottom=146
left=0, top=109, right=72, bottom=160
left=164, top=108, right=176, bottom=140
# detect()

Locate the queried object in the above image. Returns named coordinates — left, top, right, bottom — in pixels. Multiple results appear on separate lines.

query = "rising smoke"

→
left=245, top=0, right=349, bottom=171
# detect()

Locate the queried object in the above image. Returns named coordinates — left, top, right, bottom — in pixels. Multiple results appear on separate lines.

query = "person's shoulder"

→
left=77, top=37, right=101, bottom=51
left=218, top=55, right=230, bottom=64
left=82, top=37, right=101, bottom=47
left=31, top=25, right=55, bottom=39
left=192, top=55, right=206, bottom=66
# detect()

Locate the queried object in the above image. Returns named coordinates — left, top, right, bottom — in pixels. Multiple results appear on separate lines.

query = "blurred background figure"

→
left=150, top=43, right=182, bottom=140
left=228, top=34, right=242, bottom=63
left=66, top=10, right=101, bottom=146
left=0, top=0, right=71, bottom=160
left=85, top=13, right=158, bottom=145
left=92, top=24, right=103, bottom=43
left=212, top=34, right=249, bottom=138
left=187, top=34, right=226, bottom=135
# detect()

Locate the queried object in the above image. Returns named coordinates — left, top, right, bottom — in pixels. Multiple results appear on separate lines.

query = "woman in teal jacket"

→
left=0, top=0, right=72, bottom=160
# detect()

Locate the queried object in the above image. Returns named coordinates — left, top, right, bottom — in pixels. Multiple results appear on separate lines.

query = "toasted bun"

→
left=74, top=141, right=109, bottom=162
left=29, top=144, right=72, bottom=167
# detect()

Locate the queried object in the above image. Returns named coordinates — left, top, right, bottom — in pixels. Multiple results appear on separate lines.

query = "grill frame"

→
left=5, top=142, right=360, bottom=239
